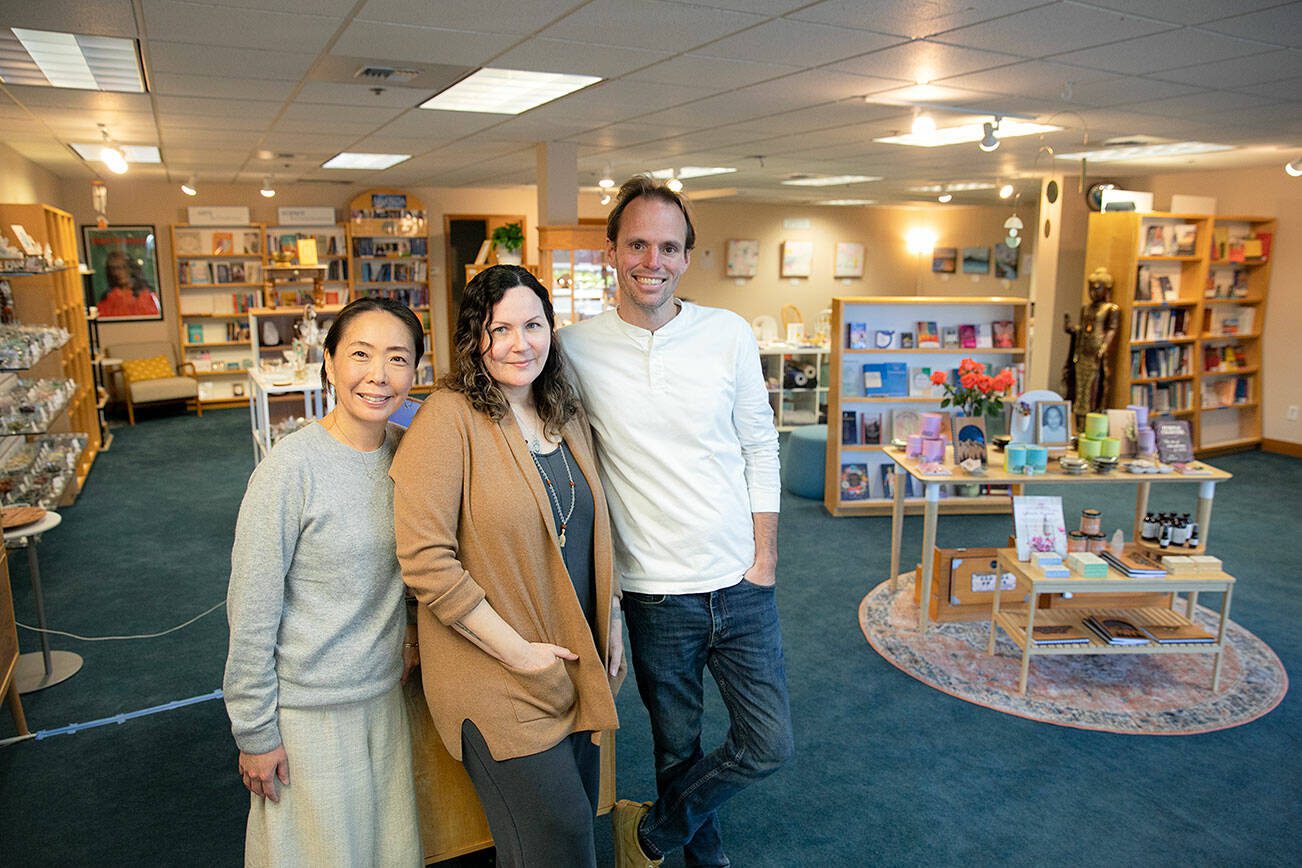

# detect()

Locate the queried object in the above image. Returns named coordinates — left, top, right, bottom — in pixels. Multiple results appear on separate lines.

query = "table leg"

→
left=1212, top=584, right=1233, bottom=692
left=1185, top=591, right=1199, bottom=620
left=917, top=483, right=940, bottom=631
left=987, top=564, right=1003, bottom=656
left=1134, top=481, right=1151, bottom=542
left=1196, top=481, right=1216, bottom=549
left=5, top=679, right=29, bottom=735
left=888, top=463, right=906, bottom=592
left=26, top=544, right=52, bottom=675
left=1019, top=593, right=1039, bottom=695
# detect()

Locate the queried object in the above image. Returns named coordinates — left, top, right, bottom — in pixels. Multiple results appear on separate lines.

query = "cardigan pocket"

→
left=502, top=658, right=577, bottom=723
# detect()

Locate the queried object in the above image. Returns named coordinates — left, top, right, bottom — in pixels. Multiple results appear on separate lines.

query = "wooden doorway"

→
left=443, top=214, right=526, bottom=353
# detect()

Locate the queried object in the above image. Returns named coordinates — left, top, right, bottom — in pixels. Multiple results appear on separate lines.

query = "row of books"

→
left=1129, top=381, right=1192, bottom=414
left=839, top=461, right=1011, bottom=501
left=1130, top=345, right=1190, bottom=379
left=1083, top=616, right=1213, bottom=646
left=1130, top=308, right=1190, bottom=342
left=269, top=233, right=342, bottom=257
left=1206, top=305, right=1255, bottom=337
left=178, top=259, right=262, bottom=286
left=353, top=287, right=429, bottom=307
left=1210, top=226, right=1271, bottom=262
left=179, top=291, right=259, bottom=316
left=1099, top=546, right=1167, bottom=577
left=847, top=320, right=1016, bottom=350
left=1134, top=265, right=1182, bottom=302
left=357, top=261, right=428, bottom=283
left=174, top=229, right=261, bottom=257
left=1143, top=222, right=1198, bottom=257
left=185, top=322, right=250, bottom=344
left=1200, top=377, right=1251, bottom=409
left=1205, top=266, right=1249, bottom=299
left=269, top=288, right=345, bottom=308
left=849, top=361, right=1024, bottom=399
left=1203, top=343, right=1248, bottom=372
left=352, top=236, right=428, bottom=258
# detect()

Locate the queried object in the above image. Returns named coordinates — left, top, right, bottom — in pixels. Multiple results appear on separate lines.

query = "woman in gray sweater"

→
left=223, top=298, right=425, bottom=866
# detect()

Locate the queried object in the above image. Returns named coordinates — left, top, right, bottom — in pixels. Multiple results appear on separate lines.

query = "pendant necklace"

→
left=531, top=445, right=576, bottom=548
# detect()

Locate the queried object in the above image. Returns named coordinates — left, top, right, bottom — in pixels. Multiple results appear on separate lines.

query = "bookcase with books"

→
left=264, top=224, right=351, bottom=307
left=170, top=223, right=266, bottom=407
left=1084, top=211, right=1274, bottom=455
left=347, top=190, right=435, bottom=392
left=824, top=296, right=1030, bottom=516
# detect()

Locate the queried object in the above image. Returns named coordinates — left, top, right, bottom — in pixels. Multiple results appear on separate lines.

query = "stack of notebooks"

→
left=1100, top=545, right=1168, bottom=578
left=1030, top=623, right=1093, bottom=646
left=1082, top=615, right=1215, bottom=645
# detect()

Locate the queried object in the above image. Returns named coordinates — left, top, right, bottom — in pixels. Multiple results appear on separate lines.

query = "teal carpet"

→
left=1, top=408, right=1298, bottom=866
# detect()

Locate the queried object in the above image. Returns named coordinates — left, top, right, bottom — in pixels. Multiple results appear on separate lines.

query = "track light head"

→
left=181, top=176, right=197, bottom=196
left=937, top=193, right=952, bottom=203
left=1286, top=158, right=1302, bottom=177
left=978, top=118, right=1001, bottom=152
left=259, top=176, right=276, bottom=198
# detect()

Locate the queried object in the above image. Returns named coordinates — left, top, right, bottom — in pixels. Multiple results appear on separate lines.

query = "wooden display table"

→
left=246, top=368, right=333, bottom=463
left=885, top=446, right=1232, bottom=629
left=989, top=547, right=1235, bottom=694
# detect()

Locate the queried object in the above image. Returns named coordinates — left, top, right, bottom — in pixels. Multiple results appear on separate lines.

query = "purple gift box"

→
left=921, top=412, right=944, bottom=438
left=906, top=434, right=924, bottom=457
left=1136, top=426, right=1156, bottom=453
left=921, top=436, right=946, bottom=462
left=1127, top=404, right=1149, bottom=428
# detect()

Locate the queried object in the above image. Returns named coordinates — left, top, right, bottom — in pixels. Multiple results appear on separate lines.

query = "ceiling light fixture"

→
left=181, top=176, right=197, bottom=196
left=937, top=193, right=953, bottom=203
left=1054, top=141, right=1233, bottom=162
left=911, top=111, right=937, bottom=138
left=92, top=126, right=127, bottom=175
left=259, top=176, right=276, bottom=198
left=998, top=183, right=1014, bottom=199
left=666, top=175, right=684, bottom=193
left=908, top=182, right=994, bottom=193
left=817, top=199, right=876, bottom=206
left=1285, top=158, right=1302, bottom=177
left=905, top=226, right=938, bottom=255
left=70, top=142, right=161, bottom=164
left=600, top=193, right=612, bottom=206
left=877, top=119, right=1060, bottom=148
left=420, top=67, right=602, bottom=114
left=598, top=164, right=615, bottom=189
left=781, top=174, right=882, bottom=187
left=4, top=27, right=145, bottom=92
left=978, top=117, right=1001, bottom=152
left=321, top=152, right=411, bottom=170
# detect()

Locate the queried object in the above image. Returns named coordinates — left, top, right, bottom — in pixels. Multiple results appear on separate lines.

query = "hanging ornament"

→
left=91, top=180, right=108, bottom=228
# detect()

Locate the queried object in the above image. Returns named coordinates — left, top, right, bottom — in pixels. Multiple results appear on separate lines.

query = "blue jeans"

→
left=622, top=578, right=794, bottom=867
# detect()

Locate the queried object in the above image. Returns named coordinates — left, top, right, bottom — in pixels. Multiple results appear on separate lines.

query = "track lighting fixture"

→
left=259, top=176, right=276, bottom=198
left=937, top=193, right=952, bottom=203
left=998, top=183, right=1014, bottom=199
left=911, top=111, right=936, bottom=138
left=598, top=164, right=615, bottom=189
left=978, top=117, right=1001, bottom=152
left=1286, top=158, right=1302, bottom=177
left=181, top=176, right=197, bottom=196
left=98, top=126, right=128, bottom=175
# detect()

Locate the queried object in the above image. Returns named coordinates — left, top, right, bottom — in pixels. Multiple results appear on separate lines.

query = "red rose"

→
left=930, top=370, right=947, bottom=385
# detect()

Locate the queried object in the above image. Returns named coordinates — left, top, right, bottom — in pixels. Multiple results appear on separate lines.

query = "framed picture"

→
left=1035, top=400, right=1073, bottom=447
left=834, top=241, right=864, bottom=278
left=780, top=240, right=813, bottom=278
left=962, top=246, right=990, bottom=274
left=725, top=239, right=759, bottom=277
left=953, top=416, right=988, bottom=467
left=932, top=246, right=957, bottom=273
left=994, top=242, right=1019, bottom=279
left=80, top=225, right=164, bottom=321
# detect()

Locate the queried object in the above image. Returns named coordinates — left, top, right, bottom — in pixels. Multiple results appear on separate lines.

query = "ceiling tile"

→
left=563, top=122, right=703, bottom=149
left=789, top=0, right=1051, bottom=39
left=151, top=72, right=298, bottom=102
left=140, top=0, right=339, bottom=52
left=371, top=110, right=506, bottom=139
left=0, top=0, right=140, bottom=38
left=331, top=21, right=518, bottom=66
left=1230, top=73, right=1302, bottom=101
left=831, top=39, right=1020, bottom=82
left=1071, top=1, right=1287, bottom=26
left=270, top=117, right=382, bottom=136
left=158, top=113, right=274, bottom=132
left=1054, top=28, right=1269, bottom=75
left=147, top=41, right=318, bottom=80
left=294, top=82, right=432, bottom=109
left=937, top=60, right=1114, bottom=100
left=1061, top=75, right=1203, bottom=108
left=693, top=19, right=904, bottom=64
left=1150, top=49, right=1302, bottom=89
left=628, top=55, right=799, bottom=90
left=3, top=87, right=153, bottom=112
left=355, top=0, right=579, bottom=34
left=156, top=95, right=282, bottom=118
left=489, top=37, right=670, bottom=78
left=539, top=0, right=766, bottom=49
left=281, top=102, right=406, bottom=126
left=1122, top=90, right=1279, bottom=118
left=1197, top=4, right=1302, bottom=49
left=934, top=4, right=1176, bottom=58
left=521, top=79, right=706, bottom=124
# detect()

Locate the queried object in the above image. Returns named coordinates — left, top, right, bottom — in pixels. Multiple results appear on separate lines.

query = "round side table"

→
left=5, top=511, right=82, bottom=693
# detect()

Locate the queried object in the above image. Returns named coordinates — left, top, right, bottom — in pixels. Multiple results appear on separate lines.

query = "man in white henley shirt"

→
left=562, top=176, right=793, bottom=868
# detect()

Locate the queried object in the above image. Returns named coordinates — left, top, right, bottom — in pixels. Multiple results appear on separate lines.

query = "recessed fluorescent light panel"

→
left=321, top=153, right=411, bottom=170
left=1054, top=142, right=1233, bottom=162
left=781, top=175, right=882, bottom=187
left=651, top=167, right=737, bottom=180
left=818, top=199, right=876, bottom=206
left=876, top=120, right=1060, bottom=147
left=69, top=143, right=161, bottom=163
left=908, top=182, right=995, bottom=193
left=420, top=68, right=601, bottom=115
left=1, top=28, right=144, bottom=92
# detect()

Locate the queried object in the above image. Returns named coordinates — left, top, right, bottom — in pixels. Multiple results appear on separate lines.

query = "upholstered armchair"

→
left=105, top=341, right=201, bottom=425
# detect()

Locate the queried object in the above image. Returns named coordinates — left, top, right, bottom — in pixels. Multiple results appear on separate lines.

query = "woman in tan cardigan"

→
left=391, top=265, right=624, bottom=868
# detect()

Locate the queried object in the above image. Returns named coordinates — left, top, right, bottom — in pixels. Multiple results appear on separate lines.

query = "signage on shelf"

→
left=187, top=206, right=251, bottom=226
left=277, top=207, right=336, bottom=226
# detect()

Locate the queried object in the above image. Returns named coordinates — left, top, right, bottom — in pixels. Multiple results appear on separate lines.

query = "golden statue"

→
left=1062, top=267, right=1121, bottom=429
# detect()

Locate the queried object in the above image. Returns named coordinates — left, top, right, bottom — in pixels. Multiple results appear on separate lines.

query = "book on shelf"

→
left=1082, top=616, right=1151, bottom=646
left=958, top=324, right=977, bottom=348
left=840, top=463, right=870, bottom=501
left=861, top=411, right=882, bottom=445
left=916, top=321, right=940, bottom=348
left=1141, top=623, right=1215, bottom=644
left=974, top=324, right=992, bottom=348
left=1012, top=495, right=1067, bottom=561
left=1135, top=265, right=1152, bottom=301
left=863, top=362, right=908, bottom=396
left=899, top=331, right=915, bottom=349
left=892, top=409, right=921, bottom=440
left=1031, top=623, right=1094, bottom=646
left=1099, top=544, right=1168, bottom=578
left=847, top=322, right=869, bottom=349
left=1144, top=224, right=1173, bottom=256
left=941, top=325, right=959, bottom=348
left=1241, top=238, right=1263, bottom=260
left=186, top=323, right=204, bottom=344
left=1250, top=231, right=1271, bottom=260
left=1210, top=225, right=1229, bottom=260
left=211, top=231, right=233, bottom=255
left=1173, top=224, right=1198, bottom=256
left=992, top=321, right=1014, bottom=348
left=908, top=366, right=936, bottom=398
left=878, top=463, right=894, bottom=500
left=1209, top=305, right=1254, bottom=336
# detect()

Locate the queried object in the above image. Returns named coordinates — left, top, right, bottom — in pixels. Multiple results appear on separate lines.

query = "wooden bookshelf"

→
left=264, top=223, right=352, bottom=307
left=538, top=224, right=617, bottom=327
left=824, top=296, right=1029, bottom=517
left=1083, top=212, right=1275, bottom=455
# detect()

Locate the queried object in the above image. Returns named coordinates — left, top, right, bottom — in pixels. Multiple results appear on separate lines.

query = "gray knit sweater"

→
left=223, top=422, right=405, bottom=754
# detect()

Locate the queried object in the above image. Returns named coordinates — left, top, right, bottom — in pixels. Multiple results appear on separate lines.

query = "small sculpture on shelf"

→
left=1062, top=267, right=1120, bottom=430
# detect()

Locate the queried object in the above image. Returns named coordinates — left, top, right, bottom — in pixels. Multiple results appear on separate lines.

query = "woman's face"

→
left=324, top=310, right=417, bottom=428
left=479, top=285, right=550, bottom=397
left=105, top=253, right=130, bottom=287
left=1044, top=406, right=1064, bottom=428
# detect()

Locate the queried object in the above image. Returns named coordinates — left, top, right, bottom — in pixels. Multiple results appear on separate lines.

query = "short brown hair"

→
left=605, top=174, right=696, bottom=251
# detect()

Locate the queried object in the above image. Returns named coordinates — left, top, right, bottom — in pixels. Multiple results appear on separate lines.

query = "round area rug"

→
left=860, top=572, right=1287, bottom=735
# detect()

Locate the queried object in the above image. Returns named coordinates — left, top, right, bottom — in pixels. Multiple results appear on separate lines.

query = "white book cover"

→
left=1013, top=495, right=1067, bottom=561
left=975, top=324, right=992, bottom=348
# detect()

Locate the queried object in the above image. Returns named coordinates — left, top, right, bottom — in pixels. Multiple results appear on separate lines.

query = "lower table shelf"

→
left=992, top=606, right=1221, bottom=654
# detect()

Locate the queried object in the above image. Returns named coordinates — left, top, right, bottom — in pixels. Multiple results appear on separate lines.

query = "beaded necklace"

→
left=530, top=445, right=576, bottom=548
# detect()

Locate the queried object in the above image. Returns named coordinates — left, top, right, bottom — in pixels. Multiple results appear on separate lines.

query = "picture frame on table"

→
left=953, top=416, right=988, bottom=466
left=1035, top=400, right=1073, bottom=447
left=80, top=225, right=164, bottom=321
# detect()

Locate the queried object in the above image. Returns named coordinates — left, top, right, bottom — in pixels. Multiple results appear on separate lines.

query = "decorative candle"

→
left=921, top=436, right=946, bottom=463
left=1085, top=412, right=1109, bottom=439
left=1087, top=533, right=1109, bottom=554
left=1127, top=404, right=1149, bottom=428
left=1080, top=508, right=1102, bottom=535
left=1099, top=437, right=1121, bottom=458
left=1067, top=530, right=1088, bottom=552
left=1005, top=443, right=1026, bottom=472
left=1026, top=444, right=1049, bottom=473
left=1077, top=436, right=1102, bottom=459
left=921, top=412, right=944, bottom=438
left=1136, top=426, right=1156, bottom=454
left=906, top=434, right=924, bottom=458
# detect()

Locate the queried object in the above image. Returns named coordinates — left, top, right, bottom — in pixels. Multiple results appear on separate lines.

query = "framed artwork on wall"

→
left=834, top=242, right=864, bottom=278
left=725, top=239, right=759, bottom=277
left=962, top=246, right=990, bottom=275
left=932, top=247, right=957, bottom=273
left=80, top=225, right=164, bottom=321
left=994, top=242, right=1019, bottom=279
left=780, top=240, right=813, bottom=278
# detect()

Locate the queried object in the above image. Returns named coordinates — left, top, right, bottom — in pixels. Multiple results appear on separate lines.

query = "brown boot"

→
left=612, top=799, right=662, bottom=868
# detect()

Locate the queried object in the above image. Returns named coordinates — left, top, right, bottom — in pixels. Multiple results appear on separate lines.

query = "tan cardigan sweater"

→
left=391, top=389, right=623, bottom=762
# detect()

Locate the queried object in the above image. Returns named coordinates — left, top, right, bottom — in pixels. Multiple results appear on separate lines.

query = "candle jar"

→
left=1005, top=443, right=1026, bottom=472
left=921, top=412, right=943, bottom=438
left=1085, top=413, right=1109, bottom=439
left=1080, top=508, right=1102, bottom=535
left=906, top=434, right=924, bottom=458
left=1077, top=437, right=1102, bottom=459
left=1026, top=444, right=1048, bottom=473
left=1099, top=437, right=1121, bottom=458
left=1087, top=533, right=1108, bottom=554
left=1067, top=530, right=1088, bottom=552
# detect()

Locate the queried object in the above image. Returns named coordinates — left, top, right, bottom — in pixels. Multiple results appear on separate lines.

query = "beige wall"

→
left=0, top=143, right=63, bottom=207
left=1122, top=166, right=1301, bottom=445
left=54, top=178, right=539, bottom=369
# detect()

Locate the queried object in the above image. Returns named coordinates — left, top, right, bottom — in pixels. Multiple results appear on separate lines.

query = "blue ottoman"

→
left=781, top=424, right=827, bottom=500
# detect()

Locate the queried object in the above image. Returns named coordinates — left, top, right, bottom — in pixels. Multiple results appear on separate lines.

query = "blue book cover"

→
left=863, top=362, right=909, bottom=396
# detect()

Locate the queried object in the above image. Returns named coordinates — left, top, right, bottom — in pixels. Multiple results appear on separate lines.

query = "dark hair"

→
left=442, top=264, right=580, bottom=437
left=605, top=174, right=696, bottom=251
left=320, top=297, right=425, bottom=388
left=106, top=250, right=150, bottom=297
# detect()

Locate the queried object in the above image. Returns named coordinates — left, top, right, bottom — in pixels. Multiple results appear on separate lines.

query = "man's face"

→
left=607, top=196, right=691, bottom=318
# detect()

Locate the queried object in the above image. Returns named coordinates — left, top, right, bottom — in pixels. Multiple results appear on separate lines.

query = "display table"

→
left=989, top=547, right=1235, bottom=694
left=247, top=368, right=333, bottom=463
left=885, top=446, right=1232, bottom=630
left=4, top=511, right=82, bottom=693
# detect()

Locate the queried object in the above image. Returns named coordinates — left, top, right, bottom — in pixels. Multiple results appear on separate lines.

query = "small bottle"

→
left=1159, top=522, right=1171, bottom=549
left=1141, top=512, right=1157, bottom=540
left=1187, top=521, right=1200, bottom=548
left=1171, top=517, right=1189, bottom=546
left=1110, top=529, right=1125, bottom=555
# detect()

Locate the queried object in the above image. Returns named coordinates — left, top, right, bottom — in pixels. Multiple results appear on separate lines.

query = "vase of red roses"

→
left=930, top=358, right=1016, bottom=419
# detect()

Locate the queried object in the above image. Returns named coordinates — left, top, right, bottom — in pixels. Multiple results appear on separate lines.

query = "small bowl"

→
left=890, top=437, right=908, bottom=451
left=991, top=436, right=1010, bottom=453
left=1059, top=457, right=1090, bottom=475
left=1092, top=456, right=1119, bottom=474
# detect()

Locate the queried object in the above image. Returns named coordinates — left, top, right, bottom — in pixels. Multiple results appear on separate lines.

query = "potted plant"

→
left=491, top=223, right=524, bottom=265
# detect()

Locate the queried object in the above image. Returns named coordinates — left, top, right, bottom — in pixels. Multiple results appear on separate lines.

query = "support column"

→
left=1027, top=173, right=1065, bottom=392
left=536, top=141, right=578, bottom=227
